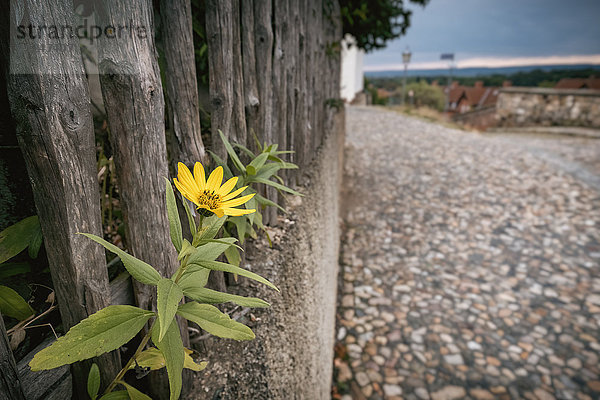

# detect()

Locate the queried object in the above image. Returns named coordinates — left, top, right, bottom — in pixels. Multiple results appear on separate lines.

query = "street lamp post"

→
left=401, top=47, right=411, bottom=105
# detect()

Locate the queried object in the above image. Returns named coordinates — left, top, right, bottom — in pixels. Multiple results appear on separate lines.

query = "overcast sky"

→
left=365, top=0, right=600, bottom=71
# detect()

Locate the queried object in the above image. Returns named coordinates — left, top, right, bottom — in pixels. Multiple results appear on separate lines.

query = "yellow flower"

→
left=173, top=162, right=255, bottom=218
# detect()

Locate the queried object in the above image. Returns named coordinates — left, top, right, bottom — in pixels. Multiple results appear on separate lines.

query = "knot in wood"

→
left=60, top=102, right=84, bottom=132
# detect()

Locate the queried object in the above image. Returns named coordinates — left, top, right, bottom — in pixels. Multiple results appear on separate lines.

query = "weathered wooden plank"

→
left=285, top=0, right=299, bottom=183
left=293, top=0, right=308, bottom=174
left=253, top=0, right=274, bottom=148
left=230, top=0, right=248, bottom=148
left=206, top=0, right=247, bottom=161
left=4, top=0, right=121, bottom=395
left=110, top=272, right=135, bottom=306
left=160, top=0, right=207, bottom=171
left=268, top=0, right=288, bottom=223
left=241, top=0, right=260, bottom=146
left=96, top=3, right=188, bottom=396
left=0, top=311, right=25, bottom=400
left=96, top=0, right=179, bottom=311
left=17, top=337, right=71, bottom=400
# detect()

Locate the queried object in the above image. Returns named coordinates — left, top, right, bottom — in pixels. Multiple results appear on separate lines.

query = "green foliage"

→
left=131, top=347, right=207, bottom=372
left=185, top=260, right=278, bottom=292
left=87, top=363, right=101, bottom=400
left=406, top=80, right=445, bottom=111
left=151, top=321, right=184, bottom=400
left=32, top=171, right=279, bottom=399
left=165, top=178, right=183, bottom=252
left=79, top=233, right=162, bottom=286
left=183, top=287, right=269, bottom=308
left=122, top=382, right=152, bottom=400
left=30, top=306, right=154, bottom=371
left=156, top=279, right=184, bottom=342
left=339, top=0, right=429, bottom=52
left=0, top=215, right=42, bottom=264
left=0, top=285, right=34, bottom=320
left=177, top=302, right=255, bottom=341
left=369, top=67, right=600, bottom=89
left=210, top=131, right=300, bottom=246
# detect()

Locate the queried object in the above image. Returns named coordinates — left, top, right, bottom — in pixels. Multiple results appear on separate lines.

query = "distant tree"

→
left=340, top=0, right=429, bottom=52
left=405, top=80, right=445, bottom=111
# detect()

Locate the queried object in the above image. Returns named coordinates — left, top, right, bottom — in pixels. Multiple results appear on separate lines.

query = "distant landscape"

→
left=366, top=64, right=600, bottom=88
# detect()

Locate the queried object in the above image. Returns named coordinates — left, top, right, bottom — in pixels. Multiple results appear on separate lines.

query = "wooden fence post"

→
left=4, top=1, right=121, bottom=395
left=96, top=2, right=190, bottom=396
left=206, top=0, right=247, bottom=162
left=96, top=0, right=179, bottom=312
left=160, top=0, right=206, bottom=170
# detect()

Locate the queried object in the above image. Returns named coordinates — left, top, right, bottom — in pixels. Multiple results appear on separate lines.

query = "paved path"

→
left=333, top=107, right=600, bottom=400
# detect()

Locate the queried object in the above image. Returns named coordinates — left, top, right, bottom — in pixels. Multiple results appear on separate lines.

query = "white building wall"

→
left=340, top=34, right=364, bottom=102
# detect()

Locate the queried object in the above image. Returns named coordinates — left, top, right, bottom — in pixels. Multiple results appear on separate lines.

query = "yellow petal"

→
left=206, top=166, right=223, bottom=192
left=193, top=162, right=206, bottom=190
left=217, top=177, right=238, bottom=197
left=223, top=208, right=256, bottom=216
left=174, top=178, right=198, bottom=204
left=220, top=193, right=256, bottom=208
left=177, top=163, right=198, bottom=193
left=222, top=186, right=248, bottom=201
left=213, top=208, right=225, bottom=218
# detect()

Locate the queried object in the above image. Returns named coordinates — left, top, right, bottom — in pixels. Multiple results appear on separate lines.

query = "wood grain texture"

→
left=160, top=0, right=206, bottom=170
left=0, top=311, right=25, bottom=400
left=206, top=0, right=247, bottom=161
left=96, top=0, right=178, bottom=310
left=4, top=0, right=121, bottom=395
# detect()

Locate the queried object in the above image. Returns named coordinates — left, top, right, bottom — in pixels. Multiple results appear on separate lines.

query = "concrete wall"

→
left=190, top=110, right=344, bottom=400
left=496, top=87, right=600, bottom=128
left=340, top=35, right=364, bottom=102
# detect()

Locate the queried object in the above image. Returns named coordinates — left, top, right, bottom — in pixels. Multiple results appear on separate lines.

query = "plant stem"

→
left=104, top=319, right=155, bottom=395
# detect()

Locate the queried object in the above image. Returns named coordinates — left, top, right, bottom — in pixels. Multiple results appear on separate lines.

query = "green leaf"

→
left=0, top=285, right=34, bottom=320
left=178, top=268, right=210, bottom=291
left=248, top=177, right=303, bottom=196
left=187, top=238, right=238, bottom=264
left=183, top=287, right=269, bottom=308
left=27, top=222, right=43, bottom=259
left=255, top=193, right=287, bottom=213
left=99, top=391, right=129, bottom=400
left=254, top=163, right=281, bottom=180
left=207, top=151, right=234, bottom=180
left=186, top=260, right=278, bottom=292
left=79, top=233, right=162, bottom=286
left=232, top=143, right=256, bottom=158
left=224, top=245, right=241, bottom=267
left=248, top=152, right=269, bottom=175
left=230, top=217, right=248, bottom=244
left=157, top=279, right=183, bottom=342
left=177, top=239, right=194, bottom=261
left=29, top=305, right=154, bottom=370
left=121, top=382, right=152, bottom=400
left=132, top=347, right=207, bottom=372
left=194, top=238, right=242, bottom=252
left=196, top=214, right=226, bottom=241
left=152, top=319, right=184, bottom=400
left=177, top=302, right=255, bottom=341
left=245, top=196, right=257, bottom=225
left=0, top=216, right=39, bottom=264
left=0, top=262, right=31, bottom=280
left=165, top=178, right=183, bottom=252
left=218, top=130, right=245, bottom=173
left=181, top=197, right=197, bottom=236
left=87, top=363, right=100, bottom=400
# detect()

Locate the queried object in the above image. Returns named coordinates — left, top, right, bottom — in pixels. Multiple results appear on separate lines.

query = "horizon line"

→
left=364, top=54, right=600, bottom=72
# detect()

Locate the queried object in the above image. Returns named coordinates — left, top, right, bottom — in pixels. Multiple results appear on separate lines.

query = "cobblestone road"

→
left=333, top=107, right=600, bottom=400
